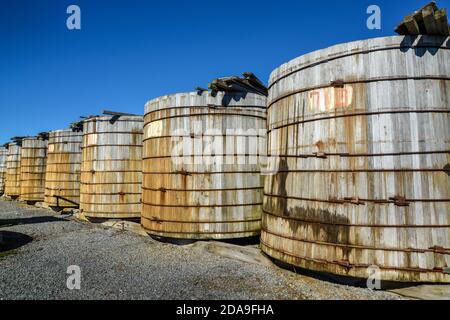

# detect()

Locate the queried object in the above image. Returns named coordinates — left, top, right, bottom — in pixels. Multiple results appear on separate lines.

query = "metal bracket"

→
left=344, top=197, right=366, bottom=205
left=429, top=246, right=448, bottom=254
left=330, top=79, right=345, bottom=88
left=53, top=195, right=79, bottom=207
left=390, top=196, right=410, bottom=207
left=176, top=170, right=192, bottom=176
left=313, top=152, right=327, bottom=159
left=334, top=260, right=353, bottom=269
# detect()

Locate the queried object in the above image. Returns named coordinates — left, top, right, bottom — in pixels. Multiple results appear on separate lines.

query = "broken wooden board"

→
left=395, top=2, right=449, bottom=36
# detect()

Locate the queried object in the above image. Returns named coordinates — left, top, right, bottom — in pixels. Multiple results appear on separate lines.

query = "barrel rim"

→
left=145, top=91, right=267, bottom=113
left=268, top=35, right=450, bottom=86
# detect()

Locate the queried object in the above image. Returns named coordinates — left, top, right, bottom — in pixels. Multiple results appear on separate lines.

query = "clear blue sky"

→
left=1, top=0, right=448, bottom=143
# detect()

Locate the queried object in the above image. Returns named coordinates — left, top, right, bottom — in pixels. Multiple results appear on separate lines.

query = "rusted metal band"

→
left=81, top=159, right=140, bottom=162
left=144, top=105, right=267, bottom=118
left=83, top=131, right=143, bottom=135
left=260, top=239, right=447, bottom=274
left=45, top=180, right=79, bottom=183
left=82, top=144, right=142, bottom=149
left=261, top=227, right=450, bottom=254
left=143, top=134, right=265, bottom=142
left=46, top=195, right=78, bottom=199
left=268, top=109, right=450, bottom=133
left=143, top=170, right=260, bottom=175
left=45, top=171, right=80, bottom=174
left=268, top=44, right=450, bottom=89
left=269, top=76, right=450, bottom=109
left=46, top=163, right=81, bottom=166
left=141, top=224, right=261, bottom=235
left=142, top=202, right=262, bottom=208
left=19, top=192, right=44, bottom=196
left=142, top=216, right=261, bottom=224
left=145, top=113, right=267, bottom=126
left=80, top=182, right=141, bottom=185
left=263, top=209, right=450, bottom=228
left=80, top=170, right=141, bottom=173
left=82, top=192, right=141, bottom=196
left=142, top=186, right=263, bottom=192
left=82, top=211, right=141, bottom=215
left=143, top=154, right=263, bottom=160
left=80, top=202, right=141, bottom=205
left=47, top=152, right=81, bottom=155
left=264, top=193, right=450, bottom=205
left=267, top=150, right=450, bottom=158
left=264, top=168, right=449, bottom=173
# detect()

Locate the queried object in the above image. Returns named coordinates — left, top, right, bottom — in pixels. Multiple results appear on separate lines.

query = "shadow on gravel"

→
left=270, top=258, right=429, bottom=291
left=0, top=216, right=69, bottom=228
left=0, top=231, right=33, bottom=254
left=150, top=235, right=260, bottom=247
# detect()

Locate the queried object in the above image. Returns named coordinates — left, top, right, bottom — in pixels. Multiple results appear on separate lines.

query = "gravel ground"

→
left=0, top=198, right=404, bottom=300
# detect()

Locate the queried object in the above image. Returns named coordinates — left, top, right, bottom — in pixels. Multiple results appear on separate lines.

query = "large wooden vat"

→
left=142, top=91, right=267, bottom=240
left=0, top=147, right=8, bottom=195
left=20, top=137, right=48, bottom=202
left=262, top=35, right=450, bottom=283
left=80, top=116, right=143, bottom=219
left=5, top=143, right=22, bottom=198
left=44, top=129, right=83, bottom=208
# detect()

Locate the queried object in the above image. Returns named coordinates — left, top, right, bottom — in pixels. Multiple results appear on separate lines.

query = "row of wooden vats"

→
left=0, top=34, right=449, bottom=284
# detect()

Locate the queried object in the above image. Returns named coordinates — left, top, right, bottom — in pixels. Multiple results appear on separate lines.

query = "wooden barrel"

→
left=44, top=129, right=83, bottom=208
left=80, top=116, right=143, bottom=219
left=20, top=137, right=48, bottom=202
left=0, top=147, right=8, bottom=195
left=262, top=35, right=450, bottom=283
left=5, top=143, right=22, bottom=198
left=142, top=91, right=267, bottom=240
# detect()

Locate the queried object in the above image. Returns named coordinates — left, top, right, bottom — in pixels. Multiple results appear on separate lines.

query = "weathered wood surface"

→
left=264, top=36, right=450, bottom=283
left=142, top=91, right=267, bottom=240
left=44, top=129, right=83, bottom=208
left=4, top=143, right=21, bottom=197
left=80, top=116, right=143, bottom=219
left=20, top=137, right=48, bottom=202
left=0, top=147, right=8, bottom=194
